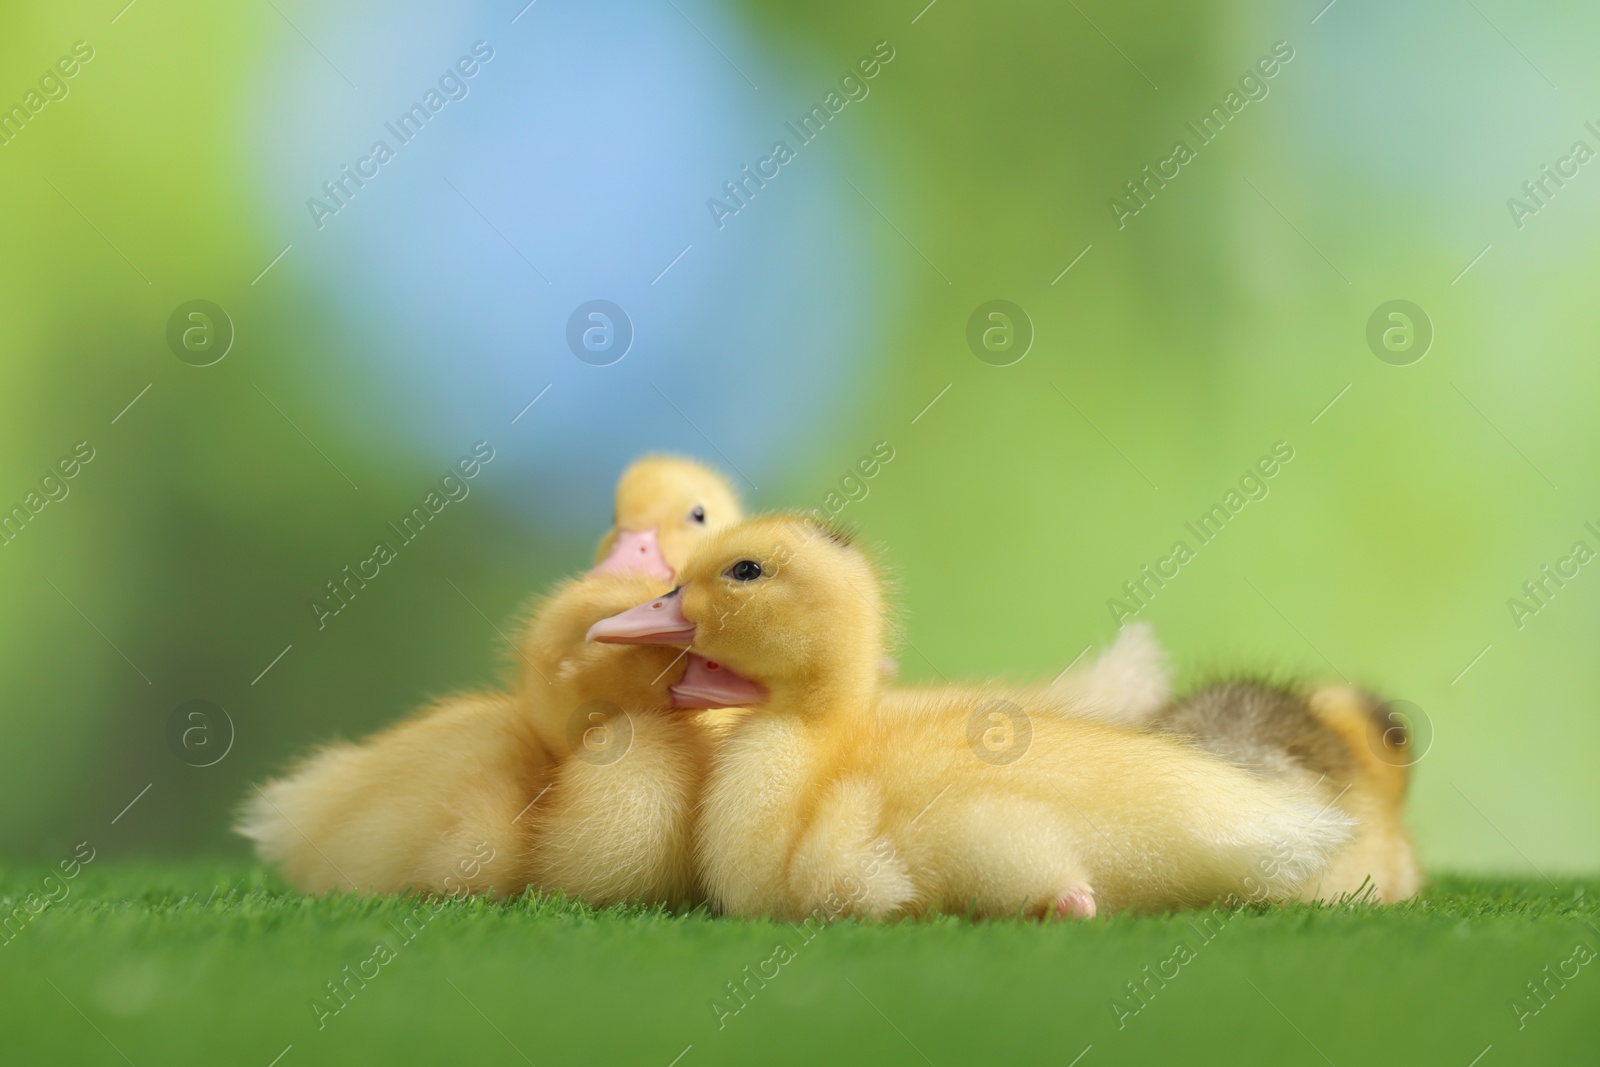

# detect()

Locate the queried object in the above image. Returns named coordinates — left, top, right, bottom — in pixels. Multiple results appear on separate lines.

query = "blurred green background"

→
left=1, top=0, right=1595, bottom=890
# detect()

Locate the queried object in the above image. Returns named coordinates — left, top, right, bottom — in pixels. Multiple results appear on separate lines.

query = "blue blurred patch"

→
left=251, top=0, right=880, bottom=529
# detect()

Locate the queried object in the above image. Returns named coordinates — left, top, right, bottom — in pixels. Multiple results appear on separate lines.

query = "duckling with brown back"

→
left=1154, top=680, right=1420, bottom=902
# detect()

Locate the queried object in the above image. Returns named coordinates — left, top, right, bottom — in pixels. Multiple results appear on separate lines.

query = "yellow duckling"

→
left=502, top=462, right=1168, bottom=903
left=240, top=453, right=1167, bottom=903
left=237, top=456, right=742, bottom=900
left=593, top=453, right=743, bottom=580
left=237, top=686, right=539, bottom=897
left=504, top=570, right=713, bottom=906
left=513, top=453, right=744, bottom=727
left=515, top=490, right=1171, bottom=905
left=589, top=515, right=1353, bottom=921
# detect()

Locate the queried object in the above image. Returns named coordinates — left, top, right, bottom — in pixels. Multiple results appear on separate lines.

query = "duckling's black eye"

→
left=690, top=506, right=706, bottom=524
left=728, top=559, right=762, bottom=582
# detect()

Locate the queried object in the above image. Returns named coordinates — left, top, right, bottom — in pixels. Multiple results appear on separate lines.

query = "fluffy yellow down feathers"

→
left=242, top=459, right=1418, bottom=917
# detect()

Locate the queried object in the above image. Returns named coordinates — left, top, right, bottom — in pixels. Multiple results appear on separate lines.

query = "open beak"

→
left=671, top=654, right=767, bottom=709
left=586, top=589, right=697, bottom=645
left=592, top=527, right=674, bottom=581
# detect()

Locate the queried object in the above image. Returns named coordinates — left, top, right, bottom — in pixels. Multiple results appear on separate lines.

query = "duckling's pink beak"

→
left=586, top=590, right=697, bottom=645
left=592, top=527, right=674, bottom=581
left=671, top=654, right=767, bottom=709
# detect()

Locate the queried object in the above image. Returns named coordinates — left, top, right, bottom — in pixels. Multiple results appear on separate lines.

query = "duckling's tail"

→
left=1045, top=622, right=1171, bottom=727
left=233, top=742, right=365, bottom=892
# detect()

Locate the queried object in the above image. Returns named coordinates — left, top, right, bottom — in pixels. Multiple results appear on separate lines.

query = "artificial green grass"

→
left=2, top=863, right=1595, bottom=1066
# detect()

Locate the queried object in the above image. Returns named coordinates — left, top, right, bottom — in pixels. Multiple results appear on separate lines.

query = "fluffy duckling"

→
left=237, top=688, right=537, bottom=896
left=238, top=571, right=701, bottom=899
left=587, top=455, right=1173, bottom=731
left=506, top=571, right=712, bottom=906
left=516, top=454, right=744, bottom=696
left=1154, top=680, right=1421, bottom=902
left=518, top=454, right=748, bottom=729
left=589, top=516, right=1354, bottom=921
left=238, top=456, right=742, bottom=900
left=591, top=454, right=743, bottom=580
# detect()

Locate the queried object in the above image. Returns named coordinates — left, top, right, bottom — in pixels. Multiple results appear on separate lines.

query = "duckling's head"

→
left=588, top=515, right=885, bottom=712
left=592, top=455, right=742, bottom=581
left=525, top=570, right=692, bottom=725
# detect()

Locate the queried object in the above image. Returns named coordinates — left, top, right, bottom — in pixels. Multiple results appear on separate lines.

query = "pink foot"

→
left=1051, top=888, right=1098, bottom=920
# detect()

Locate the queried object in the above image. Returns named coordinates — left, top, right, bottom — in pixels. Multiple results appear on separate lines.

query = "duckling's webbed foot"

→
left=1050, top=886, right=1098, bottom=920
